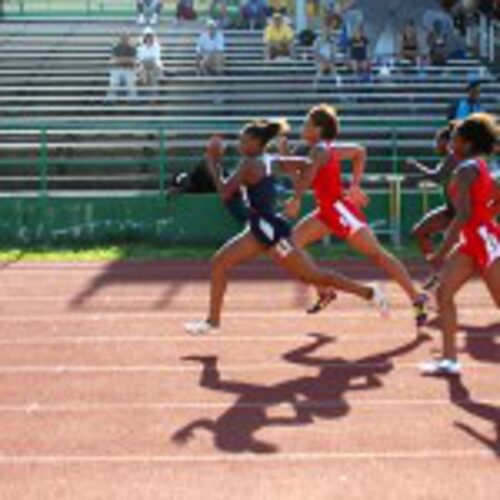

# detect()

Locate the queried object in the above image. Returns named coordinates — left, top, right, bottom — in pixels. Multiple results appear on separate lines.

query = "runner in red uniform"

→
left=420, top=113, right=500, bottom=375
left=283, top=104, right=428, bottom=326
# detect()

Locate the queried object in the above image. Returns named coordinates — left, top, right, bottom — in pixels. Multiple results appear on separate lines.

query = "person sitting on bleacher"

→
left=400, top=20, right=420, bottom=65
left=196, top=19, right=225, bottom=75
left=348, top=23, right=370, bottom=80
left=427, top=19, right=448, bottom=66
left=240, top=0, right=268, bottom=30
left=137, top=0, right=163, bottom=26
left=196, top=20, right=225, bottom=76
left=314, top=24, right=339, bottom=78
left=137, top=27, right=163, bottom=96
left=210, top=0, right=230, bottom=29
left=176, top=0, right=198, bottom=21
left=264, top=12, right=294, bottom=60
left=107, top=33, right=138, bottom=102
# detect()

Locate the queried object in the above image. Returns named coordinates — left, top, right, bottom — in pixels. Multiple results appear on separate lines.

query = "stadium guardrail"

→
left=0, top=120, right=452, bottom=246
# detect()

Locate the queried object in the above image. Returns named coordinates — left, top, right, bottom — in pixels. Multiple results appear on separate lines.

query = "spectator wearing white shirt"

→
left=137, top=28, right=163, bottom=94
left=196, top=20, right=225, bottom=76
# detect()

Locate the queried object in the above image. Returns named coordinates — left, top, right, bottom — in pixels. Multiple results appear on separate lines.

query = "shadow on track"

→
left=172, top=332, right=430, bottom=454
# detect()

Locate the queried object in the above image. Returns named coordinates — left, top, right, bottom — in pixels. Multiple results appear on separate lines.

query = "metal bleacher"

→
left=0, top=14, right=499, bottom=194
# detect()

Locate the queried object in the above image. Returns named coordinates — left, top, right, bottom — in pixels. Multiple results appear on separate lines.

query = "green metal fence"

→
left=0, top=120, right=454, bottom=246
left=0, top=119, right=442, bottom=202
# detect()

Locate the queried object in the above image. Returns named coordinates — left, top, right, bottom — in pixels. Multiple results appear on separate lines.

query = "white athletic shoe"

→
left=137, top=14, right=146, bottom=25
left=420, top=358, right=461, bottom=376
left=184, top=320, right=218, bottom=335
left=369, top=283, right=390, bottom=317
left=150, top=13, right=158, bottom=25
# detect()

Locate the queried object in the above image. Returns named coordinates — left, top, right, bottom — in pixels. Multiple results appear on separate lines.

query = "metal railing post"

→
left=391, top=126, right=398, bottom=174
left=38, top=127, right=50, bottom=241
left=159, top=127, right=166, bottom=196
left=39, top=127, right=49, bottom=202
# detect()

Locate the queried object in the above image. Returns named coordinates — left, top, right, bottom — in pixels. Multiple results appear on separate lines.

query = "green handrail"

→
left=159, top=127, right=167, bottom=196
left=39, top=127, right=49, bottom=201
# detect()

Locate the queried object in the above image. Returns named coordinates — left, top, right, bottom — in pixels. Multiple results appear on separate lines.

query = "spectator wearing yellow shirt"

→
left=264, top=13, right=294, bottom=60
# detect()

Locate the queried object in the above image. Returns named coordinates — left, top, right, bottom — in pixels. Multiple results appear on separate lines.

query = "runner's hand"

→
left=346, top=184, right=369, bottom=208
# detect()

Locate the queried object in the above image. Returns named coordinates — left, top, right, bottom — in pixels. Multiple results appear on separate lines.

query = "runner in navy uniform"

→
left=185, top=119, right=388, bottom=334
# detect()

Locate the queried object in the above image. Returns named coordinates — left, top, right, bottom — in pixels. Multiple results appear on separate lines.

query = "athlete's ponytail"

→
left=455, top=113, right=498, bottom=156
left=243, top=119, right=290, bottom=147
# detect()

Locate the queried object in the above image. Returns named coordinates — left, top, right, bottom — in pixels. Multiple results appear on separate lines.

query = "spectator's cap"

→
left=143, top=27, right=155, bottom=37
left=207, top=19, right=217, bottom=28
left=467, top=78, right=481, bottom=89
left=272, top=12, right=283, bottom=20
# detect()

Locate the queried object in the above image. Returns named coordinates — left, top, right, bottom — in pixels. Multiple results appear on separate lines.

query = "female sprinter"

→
left=407, top=123, right=461, bottom=289
left=184, top=119, right=388, bottom=334
left=420, top=113, right=500, bottom=375
left=283, top=104, right=428, bottom=326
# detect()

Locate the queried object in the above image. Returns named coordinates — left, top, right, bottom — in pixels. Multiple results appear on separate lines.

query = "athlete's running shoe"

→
left=413, top=294, right=429, bottom=328
left=369, top=283, right=390, bottom=317
left=184, top=320, right=218, bottom=335
left=420, top=358, right=461, bottom=376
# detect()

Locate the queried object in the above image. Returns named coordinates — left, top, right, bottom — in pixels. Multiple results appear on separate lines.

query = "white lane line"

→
left=0, top=330, right=495, bottom=346
left=0, top=263, right=425, bottom=271
left=0, top=331, right=500, bottom=346
left=0, top=308, right=496, bottom=322
left=1, top=399, right=499, bottom=414
left=0, top=449, right=495, bottom=464
left=0, top=334, right=397, bottom=345
left=0, top=361, right=495, bottom=374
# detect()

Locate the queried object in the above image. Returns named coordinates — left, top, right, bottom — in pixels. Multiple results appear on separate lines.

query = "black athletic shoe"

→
left=307, top=290, right=337, bottom=314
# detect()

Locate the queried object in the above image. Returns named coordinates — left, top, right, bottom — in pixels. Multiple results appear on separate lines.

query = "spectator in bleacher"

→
left=427, top=19, right=449, bottom=65
left=400, top=20, right=420, bottom=65
left=480, top=0, right=500, bottom=20
left=447, top=80, right=482, bottom=120
left=137, top=28, right=163, bottom=95
left=314, top=24, right=339, bottom=79
left=107, top=33, right=137, bottom=101
left=240, top=0, right=268, bottom=29
left=196, top=20, right=225, bottom=75
left=348, top=24, right=370, bottom=80
left=306, top=0, right=321, bottom=28
left=210, top=0, right=230, bottom=28
left=137, top=0, right=163, bottom=26
left=264, top=12, right=294, bottom=60
left=176, top=0, right=197, bottom=21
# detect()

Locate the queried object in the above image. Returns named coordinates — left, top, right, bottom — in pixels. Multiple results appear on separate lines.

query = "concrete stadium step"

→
left=0, top=87, right=498, bottom=100
left=6, top=103, right=486, bottom=119
left=0, top=92, right=498, bottom=104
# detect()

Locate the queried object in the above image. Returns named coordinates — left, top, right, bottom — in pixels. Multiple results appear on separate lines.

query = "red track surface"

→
left=0, top=261, right=498, bottom=499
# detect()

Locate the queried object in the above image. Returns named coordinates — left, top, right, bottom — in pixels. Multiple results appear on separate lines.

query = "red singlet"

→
left=448, top=158, right=500, bottom=270
left=312, top=142, right=366, bottom=239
